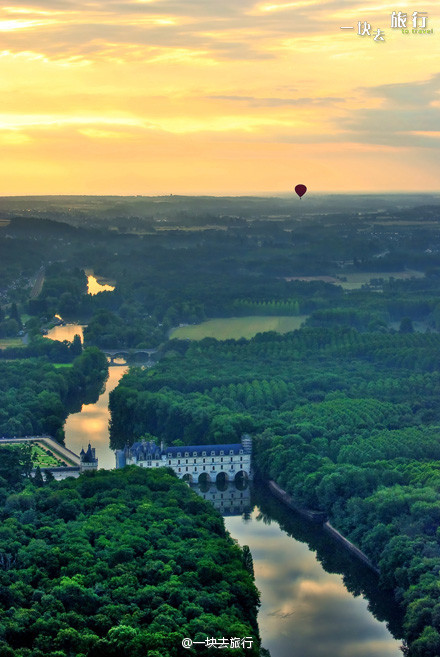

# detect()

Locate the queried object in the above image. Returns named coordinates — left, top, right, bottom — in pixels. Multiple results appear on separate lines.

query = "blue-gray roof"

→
left=129, top=441, right=161, bottom=459
left=165, top=444, right=244, bottom=456
left=126, top=441, right=246, bottom=457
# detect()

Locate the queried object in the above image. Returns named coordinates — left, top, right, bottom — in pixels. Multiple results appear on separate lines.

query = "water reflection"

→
left=63, top=366, right=127, bottom=470
left=191, top=480, right=251, bottom=516
left=46, top=323, right=126, bottom=469
left=220, top=484, right=403, bottom=657
left=46, top=324, right=84, bottom=342
left=87, top=274, right=115, bottom=295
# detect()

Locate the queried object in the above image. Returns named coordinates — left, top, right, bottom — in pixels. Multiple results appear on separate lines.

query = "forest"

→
left=109, top=327, right=440, bottom=657
left=3, top=194, right=440, bottom=349
left=3, top=195, right=440, bottom=655
left=0, top=457, right=261, bottom=657
left=0, top=348, right=108, bottom=442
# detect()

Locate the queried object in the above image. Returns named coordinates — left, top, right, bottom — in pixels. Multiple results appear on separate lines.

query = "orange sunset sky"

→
left=0, top=0, right=439, bottom=195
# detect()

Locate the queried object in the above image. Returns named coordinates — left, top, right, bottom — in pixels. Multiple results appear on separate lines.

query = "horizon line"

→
left=1, top=191, right=440, bottom=199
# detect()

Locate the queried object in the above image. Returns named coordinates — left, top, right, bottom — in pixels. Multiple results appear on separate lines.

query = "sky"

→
left=0, top=0, right=439, bottom=195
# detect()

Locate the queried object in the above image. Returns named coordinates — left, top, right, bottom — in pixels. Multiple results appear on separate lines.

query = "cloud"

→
left=339, top=74, right=440, bottom=147
left=0, top=0, right=377, bottom=63
left=363, top=74, right=440, bottom=107
left=206, top=94, right=345, bottom=107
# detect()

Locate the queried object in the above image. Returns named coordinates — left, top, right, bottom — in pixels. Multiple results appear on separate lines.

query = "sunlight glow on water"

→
left=63, top=366, right=127, bottom=470
left=46, top=324, right=84, bottom=342
left=87, top=274, right=115, bottom=295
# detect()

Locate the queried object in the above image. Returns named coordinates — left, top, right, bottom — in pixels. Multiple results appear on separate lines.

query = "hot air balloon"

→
left=295, top=184, right=307, bottom=199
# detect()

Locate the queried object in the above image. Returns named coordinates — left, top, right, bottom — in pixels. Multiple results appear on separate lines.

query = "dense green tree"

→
left=0, top=468, right=261, bottom=657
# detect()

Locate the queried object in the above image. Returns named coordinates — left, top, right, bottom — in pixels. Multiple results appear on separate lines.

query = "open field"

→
left=170, top=315, right=308, bottom=340
left=371, top=220, right=440, bottom=226
left=336, top=269, right=424, bottom=290
left=0, top=338, right=24, bottom=350
left=155, top=225, right=228, bottom=231
left=284, top=270, right=424, bottom=290
left=284, top=275, right=340, bottom=283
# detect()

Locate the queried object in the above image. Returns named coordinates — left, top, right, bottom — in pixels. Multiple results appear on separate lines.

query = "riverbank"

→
left=268, top=479, right=379, bottom=573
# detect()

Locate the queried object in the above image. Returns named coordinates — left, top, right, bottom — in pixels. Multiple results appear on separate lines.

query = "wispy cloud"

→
left=1, top=1, right=440, bottom=193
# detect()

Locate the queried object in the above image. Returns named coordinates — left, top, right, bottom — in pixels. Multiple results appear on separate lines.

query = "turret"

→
left=80, top=443, right=98, bottom=472
left=241, top=434, right=252, bottom=454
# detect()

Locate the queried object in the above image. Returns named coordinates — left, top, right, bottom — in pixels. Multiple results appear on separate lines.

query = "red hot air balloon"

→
left=295, top=184, right=307, bottom=199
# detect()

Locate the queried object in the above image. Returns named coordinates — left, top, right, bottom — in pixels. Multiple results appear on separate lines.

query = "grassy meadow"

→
left=0, top=338, right=24, bottom=350
left=170, top=315, right=308, bottom=340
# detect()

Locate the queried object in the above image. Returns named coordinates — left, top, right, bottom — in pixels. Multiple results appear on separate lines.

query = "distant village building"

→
left=116, top=434, right=252, bottom=483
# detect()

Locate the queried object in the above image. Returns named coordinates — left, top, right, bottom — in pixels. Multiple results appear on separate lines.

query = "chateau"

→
left=115, top=434, right=252, bottom=483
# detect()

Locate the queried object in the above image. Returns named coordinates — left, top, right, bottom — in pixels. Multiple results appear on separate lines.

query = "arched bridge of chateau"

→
left=115, top=435, right=253, bottom=483
left=103, top=348, right=158, bottom=364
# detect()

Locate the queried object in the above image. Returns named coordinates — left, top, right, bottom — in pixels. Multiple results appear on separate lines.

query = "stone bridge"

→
left=103, top=348, right=158, bottom=364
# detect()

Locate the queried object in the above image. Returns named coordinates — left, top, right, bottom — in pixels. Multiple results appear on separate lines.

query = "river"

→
left=47, top=321, right=403, bottom=657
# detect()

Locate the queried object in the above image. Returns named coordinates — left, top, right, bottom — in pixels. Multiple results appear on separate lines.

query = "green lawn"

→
left=170, top=315, right=308, bottom=340
left=0, top=338, right=24, bottom=350
left=1, top=442, right=72, bottom=467
left=52, top=363, right=73, bottom=368
left=30, top=444, right=65, bottom=467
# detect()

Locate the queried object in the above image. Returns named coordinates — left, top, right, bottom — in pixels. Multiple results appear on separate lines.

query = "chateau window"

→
left=186, top=459, right=188, bottom=464
left=178, top=467, right=181, bottom=472
left=221, top=465, right=223, bottom=470
left=147, top=461, right=151, bottom=466
left=177, top=452, right=181, bottom=457
left=230, top=465, right=234, bottom=470
left=239, top=450, right=243, bottom=454
left=168, top=453, right=172, bottom=458
left=168, top=460, right=171, bottom=465
left=230, top=457, right=233, bottom=462
left=178, top=459, right=181, bottom=464
left=193, top=452, right=197, bottom=456
left=212, top=458, right=214, bottom=463
left=203, top=458, right=205, bottom=463
left=194, top=459, right=196, bottom=463
left=202, top=451, right=206, bottom=456
left=212, top=466, right=215, bottom=470
left=221, top=457, right=223, bottom=462
left=240, top=457, right=243, bottom=462
left=156, top=463, right=159, bottom=467
left=185, top=452, right=189, bottom=457
left=220, top=450, right=224, bottom=455
left=194, top=466, right=197, bottom=472
left=186, top=467, right=188, bottom=471
left=229, top=450, right=233, bottom=455
left=211, top=451, right=215, bottom=456
left=203, top=466, right=206, bottom=471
